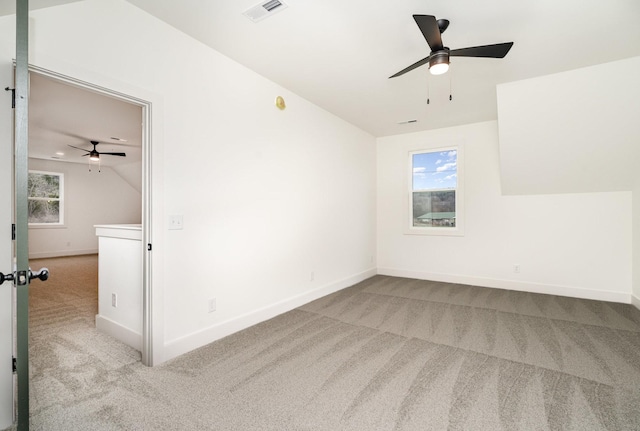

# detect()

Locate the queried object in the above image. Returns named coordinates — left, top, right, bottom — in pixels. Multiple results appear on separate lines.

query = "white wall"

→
left=0, top=0, right=376, bottom=363
left=496, top=57, right=640, bottom=309
left=497, top=56, right=640, bottom=195
left=28, top=158, right=142, bottom=258
left=377, top=121, right=632, bottom=302
left=111, top=161, right=142, bottom=193
left=633, top=176, right=640, bottom=308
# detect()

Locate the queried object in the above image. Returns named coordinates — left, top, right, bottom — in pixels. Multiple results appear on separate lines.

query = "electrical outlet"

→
left=111, top=293, right=117, bottom=307
left=208, top=298, right=216, bottom=313
left=514, top=264, right=520, bottom=273
left=310, top=271, right=315, bottom=282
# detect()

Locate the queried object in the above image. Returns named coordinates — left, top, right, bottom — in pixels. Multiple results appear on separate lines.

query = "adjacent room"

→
left=0, top=0, right=639, bottom=429
left=26, top=71, right=144, bottom=369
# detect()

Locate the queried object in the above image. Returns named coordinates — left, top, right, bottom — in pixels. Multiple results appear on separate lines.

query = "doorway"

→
left=26, top=66, right=153, bottom=367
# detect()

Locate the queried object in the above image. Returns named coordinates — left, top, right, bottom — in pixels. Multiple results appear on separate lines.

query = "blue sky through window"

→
left=412, top=150, right=457, bottom=190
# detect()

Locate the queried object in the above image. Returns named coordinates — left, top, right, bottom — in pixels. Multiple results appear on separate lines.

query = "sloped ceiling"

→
left=28, top=72, right=142, bottom=169
left=498, top=56, right=640, bottom=195
left=124, top=0, right=640, bottom=137
left=5, top=0, right=640, bottom=168
left=0, top=0, right=82, bottom=15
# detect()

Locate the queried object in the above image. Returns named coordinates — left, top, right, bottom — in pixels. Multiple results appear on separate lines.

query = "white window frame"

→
left=405, top=144, right=464, bottom=236
left=28, top=170, right=65, bottom=227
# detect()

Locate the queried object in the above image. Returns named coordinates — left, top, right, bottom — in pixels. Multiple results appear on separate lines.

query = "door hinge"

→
left=4, top=87, right=15, bottom=109
left=11, top=224, right=15, bottom=241
left=147, top=243, right=152, bottom=251
left=12, top=357, right=16, bottom=374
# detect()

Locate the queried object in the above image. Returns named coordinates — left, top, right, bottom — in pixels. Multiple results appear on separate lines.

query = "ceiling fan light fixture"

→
left=89, top=151, right=100, bottom=161
left=429, top=52, right=449, bottom=75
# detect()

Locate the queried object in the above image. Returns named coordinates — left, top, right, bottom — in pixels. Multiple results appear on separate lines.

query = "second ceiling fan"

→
left=68, top=140, right=126, bottom=161
left=390, top=15, right=514, bottom=78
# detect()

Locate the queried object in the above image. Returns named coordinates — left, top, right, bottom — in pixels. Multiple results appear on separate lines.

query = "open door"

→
left=5, top=1, right=30, bottom=428
left=12, top=4, right=30, bottom=428
left=0, top=1, right=48, bottom=429
left=14, top=2, right=30, bottom=426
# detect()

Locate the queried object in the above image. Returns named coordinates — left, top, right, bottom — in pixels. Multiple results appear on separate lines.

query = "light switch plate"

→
left=168, top=215, right=183, bottom=230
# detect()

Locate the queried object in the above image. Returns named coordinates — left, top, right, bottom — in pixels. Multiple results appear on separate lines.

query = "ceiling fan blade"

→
left=389, top=55, right=430, bottom=78
left=449, top=42, right=514, bottom=58
left=413, top=15, right=443, bottom=51
left=68, top=144, right=90, bottom=152
left=100, top=152, right=127, bottom=157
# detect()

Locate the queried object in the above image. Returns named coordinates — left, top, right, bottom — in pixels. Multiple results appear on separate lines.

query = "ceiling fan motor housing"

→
left=429, top=50, right=450, bottom=75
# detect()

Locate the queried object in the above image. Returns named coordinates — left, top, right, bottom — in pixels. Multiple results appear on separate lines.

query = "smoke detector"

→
left=243, top=0, right=288, bottom=23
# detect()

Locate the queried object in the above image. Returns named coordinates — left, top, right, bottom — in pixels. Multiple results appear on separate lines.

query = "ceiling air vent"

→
left=243, top=0, right=288, bottom=23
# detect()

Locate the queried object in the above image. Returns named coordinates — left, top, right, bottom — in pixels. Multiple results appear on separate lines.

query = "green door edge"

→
left=15, top=0, right=30, bottom=429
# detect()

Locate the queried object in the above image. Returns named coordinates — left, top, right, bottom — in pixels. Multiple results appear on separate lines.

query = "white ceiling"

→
left=5, top=0, right=640, bottom=165
left=28, top=72, right=142, bottom=167
left=0, top=0, right=81, bottom=15
left=124, top=0, right=640, bottom=137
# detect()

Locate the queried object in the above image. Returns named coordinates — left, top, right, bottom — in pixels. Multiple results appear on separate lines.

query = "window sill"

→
left=404, top=226, right=465, bottom=237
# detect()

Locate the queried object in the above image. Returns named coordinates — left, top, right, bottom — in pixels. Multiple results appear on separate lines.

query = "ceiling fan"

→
left=390, top=15, right=514, bottom=78
left=68, top=140, right=126, bottom=161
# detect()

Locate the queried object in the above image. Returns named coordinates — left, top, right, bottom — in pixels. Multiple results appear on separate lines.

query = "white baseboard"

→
left=163, top=268, right=377, bottom=362
left=96, top=314, right=142, bottom=351
left=632, top=294, right=640, bottom=311
left=377, top=267, right=632, bottom=304
left=29, top=249, right=98, bottom=259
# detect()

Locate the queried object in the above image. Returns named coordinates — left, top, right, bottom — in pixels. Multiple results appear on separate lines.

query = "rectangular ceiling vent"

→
left=243, top=0, right=288, bottom=23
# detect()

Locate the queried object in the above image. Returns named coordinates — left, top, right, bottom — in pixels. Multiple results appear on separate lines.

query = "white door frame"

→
left=27, top=65, right=155, bottom=366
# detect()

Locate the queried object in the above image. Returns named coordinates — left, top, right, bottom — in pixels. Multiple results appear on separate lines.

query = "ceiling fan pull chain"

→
left=427, top=72, right=430, bottom=104
left=449, top=67, right=453, bottom=101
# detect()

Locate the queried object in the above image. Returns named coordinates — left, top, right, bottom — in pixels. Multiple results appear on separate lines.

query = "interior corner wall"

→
left=377, top=121, right=632, bottom=302
left=0, top=0, right=376, bottom=362
left=27, top=158, right=142, bottom=258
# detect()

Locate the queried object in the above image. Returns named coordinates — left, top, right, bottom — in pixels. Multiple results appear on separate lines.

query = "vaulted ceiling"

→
left=125, top=0, right=640, bottom=137
left=3, top=0, right=640, bottom=167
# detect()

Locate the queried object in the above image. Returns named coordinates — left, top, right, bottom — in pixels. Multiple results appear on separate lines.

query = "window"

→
left=407, top=146, right=464, bottom=236
left=28, top=171, right=64, bottom=225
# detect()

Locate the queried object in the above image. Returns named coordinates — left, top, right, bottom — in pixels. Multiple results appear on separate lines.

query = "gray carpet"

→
left=8, top=255, right=640, bottom=430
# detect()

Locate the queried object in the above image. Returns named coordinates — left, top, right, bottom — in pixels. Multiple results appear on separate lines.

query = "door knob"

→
left=29, top=268, right=49, bottom=282
left=0, top=268, right=49, bottom=285
left=0, top=271, right=13, bottom=285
